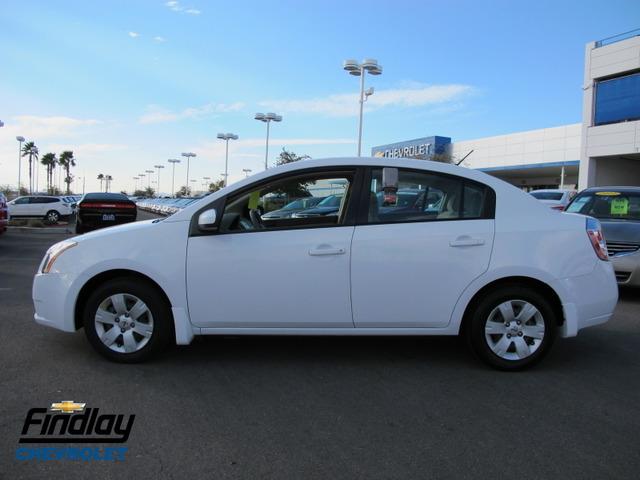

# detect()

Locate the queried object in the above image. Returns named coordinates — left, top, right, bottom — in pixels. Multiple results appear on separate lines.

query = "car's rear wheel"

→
left=44, top=210, right=60, bottom=224
left=466, top=286, right=557, bottom=370
left=83, top=278, right=173, bottom=362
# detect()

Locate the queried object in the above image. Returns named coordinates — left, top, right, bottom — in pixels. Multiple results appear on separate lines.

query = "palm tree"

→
left=105, top=175, right=113, bottom=192
left=40, top=153, right=57, bottom=193
left=58, top=151, right=76, bottom=194
left=21, top=142, right=39, bottom=194
left=97, top=173, right=105, bottom=192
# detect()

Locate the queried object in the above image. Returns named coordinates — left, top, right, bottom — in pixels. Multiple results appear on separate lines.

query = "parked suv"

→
left=7, top=196, right=73, bottom=224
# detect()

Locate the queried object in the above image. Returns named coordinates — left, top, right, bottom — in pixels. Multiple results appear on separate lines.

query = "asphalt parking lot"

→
left=1, top=214, right=640, bottom=479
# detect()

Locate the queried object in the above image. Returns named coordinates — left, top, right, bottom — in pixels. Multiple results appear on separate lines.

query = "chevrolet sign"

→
left=371, top=136, right=451, bottom=160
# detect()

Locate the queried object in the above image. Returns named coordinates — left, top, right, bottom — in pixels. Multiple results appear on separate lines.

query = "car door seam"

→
left=348, top=226, right=357, bottom=328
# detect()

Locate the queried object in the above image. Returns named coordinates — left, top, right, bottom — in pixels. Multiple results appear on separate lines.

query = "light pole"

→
left=242, top=168, right=252, bottom=178
left=343, top=58, right=382, bottom=156
left=133, top=176, right=139, bottom=192
left=138, top=173, right=145, bottom=194
left=145, top=169, right=154, bottom=190
left=16, top=136, right=24, bottom=192
left=168, top=159, right=181, bottom=197
left=154, top=164, right=165, bottom=196
left=181, top=152, right=196, bottom=192
left=216, top=133, right=238, bottom=187
left=202, top=176, right=211, bottom=192
left=254, top=113, right=282, bottom=169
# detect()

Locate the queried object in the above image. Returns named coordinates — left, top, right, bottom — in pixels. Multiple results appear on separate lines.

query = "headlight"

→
left=42, top=240, right=77, bottom=273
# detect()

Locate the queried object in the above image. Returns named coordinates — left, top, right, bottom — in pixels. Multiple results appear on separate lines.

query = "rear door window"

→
left=367, top=167, right=493, bottom=223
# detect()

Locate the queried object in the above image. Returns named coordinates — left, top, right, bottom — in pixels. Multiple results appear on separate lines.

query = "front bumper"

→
left=611, top=251, right=640, bottom=287
left=554, top=259, right=618, bottom=337
left=32, top=272, right=77, bottom=333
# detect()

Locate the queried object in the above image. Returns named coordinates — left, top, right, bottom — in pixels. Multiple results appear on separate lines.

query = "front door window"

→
left=220, top=172, right=354, bottom=232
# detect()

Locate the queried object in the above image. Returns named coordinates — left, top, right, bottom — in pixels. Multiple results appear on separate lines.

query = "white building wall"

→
left=450, top=124, right=581, bottom=169
left=579, top=36, right=640, bottom=189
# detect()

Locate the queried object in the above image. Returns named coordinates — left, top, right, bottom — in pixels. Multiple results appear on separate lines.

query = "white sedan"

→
left=530, top=189, right=577, bottom=211
left=32, top=158, right=618, bottom=370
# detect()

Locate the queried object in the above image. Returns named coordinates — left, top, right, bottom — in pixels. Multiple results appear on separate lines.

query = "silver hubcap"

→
left=484, top=299, right=545, bottom=361
left=47, top=212, right=58, bottom=222
left=94, top=293, right=154, bottom=353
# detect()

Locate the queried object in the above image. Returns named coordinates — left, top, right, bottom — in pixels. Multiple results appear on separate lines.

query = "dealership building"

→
left=372, top=29, right=640, bottom=191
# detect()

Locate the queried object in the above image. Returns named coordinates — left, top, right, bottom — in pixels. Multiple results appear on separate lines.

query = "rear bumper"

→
left=78, top=213, right=136, bottom=229
left=554, top=260, right=618, bottom=337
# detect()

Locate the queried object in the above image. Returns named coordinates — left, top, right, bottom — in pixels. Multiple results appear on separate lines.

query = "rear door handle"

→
left=309, top=245, right=346, bottom=256
left=449, top=236, right=485, bottom=247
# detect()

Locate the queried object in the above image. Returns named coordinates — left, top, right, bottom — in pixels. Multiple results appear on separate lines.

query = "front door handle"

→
left=449, top=236, right=485, bottom=247
left=309, top=245, right=346, bottom=256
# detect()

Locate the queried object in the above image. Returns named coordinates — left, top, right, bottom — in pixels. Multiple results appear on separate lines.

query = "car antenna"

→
left=456, top=150, right=474, bottom=166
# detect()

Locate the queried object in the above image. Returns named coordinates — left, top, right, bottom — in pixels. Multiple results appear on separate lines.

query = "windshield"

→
left=566, top=191, right=640, bottom=220
left=318, top=195, right=343, bottom=207
left=531, top=191, right=564, bottom=201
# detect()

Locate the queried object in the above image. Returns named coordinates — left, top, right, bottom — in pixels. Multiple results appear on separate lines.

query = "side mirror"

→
left=198, top=208, right=218, bottom=231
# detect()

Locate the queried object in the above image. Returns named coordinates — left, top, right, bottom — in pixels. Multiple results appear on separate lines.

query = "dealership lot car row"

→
left=31, top=157, right=619, bottom=370
left=136, top=196, right=201, bottom=216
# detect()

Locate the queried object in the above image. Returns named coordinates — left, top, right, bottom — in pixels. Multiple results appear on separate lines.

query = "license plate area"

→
left=102, top=214, right=116, bottom=221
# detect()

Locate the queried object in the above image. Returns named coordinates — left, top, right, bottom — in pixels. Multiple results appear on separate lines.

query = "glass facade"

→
left=594, top=72, right=640, bottom=126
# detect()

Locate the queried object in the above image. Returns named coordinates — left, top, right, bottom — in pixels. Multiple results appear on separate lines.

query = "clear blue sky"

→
left=1, top=0, right=639, bottom=193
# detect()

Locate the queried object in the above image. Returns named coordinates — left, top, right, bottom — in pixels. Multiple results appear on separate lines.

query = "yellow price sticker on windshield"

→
left=248, top=191, right=261, bottom=210
left=596, top=191, right=620, bottom=196
left=610, top=197, right=629, bottom=215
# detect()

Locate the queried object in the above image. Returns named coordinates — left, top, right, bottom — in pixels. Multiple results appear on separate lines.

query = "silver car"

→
left=566, top=187, right=640, bottom=286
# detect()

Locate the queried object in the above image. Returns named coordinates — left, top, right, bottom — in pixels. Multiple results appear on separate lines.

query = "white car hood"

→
left=73, top=219, right=161, bottom=243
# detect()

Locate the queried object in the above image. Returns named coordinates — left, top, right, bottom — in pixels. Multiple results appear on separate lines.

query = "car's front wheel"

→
left=83, top=278, right=174, bottom=362
left=466, top=286, right=557, bottom=370
left=44, top=210, right=60, bottom=224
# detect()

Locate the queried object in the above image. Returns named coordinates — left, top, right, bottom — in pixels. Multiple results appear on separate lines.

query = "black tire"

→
left=44, top=210, right=60, bottom=225
left=83, top=277, right=174, bottom=363
left=465, top=285, right=557, bottom=371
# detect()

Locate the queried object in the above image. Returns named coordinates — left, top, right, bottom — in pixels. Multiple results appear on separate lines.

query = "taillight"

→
left=551, top=205, right=565, bottom=211
left=80, top=202, right=135, bottom=209
left=586, top=217, right=608, bottom=261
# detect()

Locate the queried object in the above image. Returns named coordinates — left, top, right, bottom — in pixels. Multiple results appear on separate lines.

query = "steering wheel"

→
left=249, top=209, right=265, bottom=229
